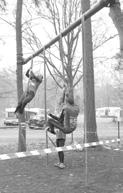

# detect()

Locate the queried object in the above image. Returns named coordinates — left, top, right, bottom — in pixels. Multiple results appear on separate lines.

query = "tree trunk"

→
left=82, top=0, right=98, bottom=143
left=109, top=1, right=123, bottom=110
left=16, top=0, right=26, bottom=152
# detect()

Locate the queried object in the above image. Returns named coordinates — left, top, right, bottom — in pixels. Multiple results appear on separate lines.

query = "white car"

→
left=4, top=117, right=19, bottom=126
left=28, top=114, right=46, bottom=130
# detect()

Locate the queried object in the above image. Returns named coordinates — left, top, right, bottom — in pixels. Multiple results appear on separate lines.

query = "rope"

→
left=48, top=135, right=56, bottom=147
left=43, top=47, right=48, bottom=165
left=60, top=31, right=74, bottom=146
left=59, top=32, right=66, bottom=77
left=43, top=48, right=47, bottom=122
left=27, top=59, right=33, bottom=92
left=46, top=130, right=49, bottom=165
left=31, top=58, right=33, bottom=69
left=26, top=58, right=34, bottom=115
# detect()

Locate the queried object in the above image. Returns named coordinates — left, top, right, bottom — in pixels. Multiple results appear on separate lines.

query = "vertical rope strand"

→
left=118, top=73, right=121, bottom=147
left=60, top=31, right=74, bottom=144
left=59, top=32, right=65, bottom=76
left=27, top=59, right=34, bottom=118
left=43, top=48, right=47, bottom=123
left=43, top=48, right=48, bottom=165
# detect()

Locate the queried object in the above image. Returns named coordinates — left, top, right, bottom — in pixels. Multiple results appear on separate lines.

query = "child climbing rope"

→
left=46, top=83, right=79, bottom=134
left=15, top=68, right=43, bottom=116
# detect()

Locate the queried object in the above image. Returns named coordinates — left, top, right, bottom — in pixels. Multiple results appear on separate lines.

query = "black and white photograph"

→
left=0, top=0, right=123, bottom=192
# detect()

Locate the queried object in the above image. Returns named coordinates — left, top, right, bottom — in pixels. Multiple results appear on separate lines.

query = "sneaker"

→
left=54, top=162, right=60, bottom=167
left=58, top=163, right=66, bottom=169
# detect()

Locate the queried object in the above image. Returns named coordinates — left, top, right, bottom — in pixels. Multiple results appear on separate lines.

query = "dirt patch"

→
left=0, top=144, right=123, bottom=193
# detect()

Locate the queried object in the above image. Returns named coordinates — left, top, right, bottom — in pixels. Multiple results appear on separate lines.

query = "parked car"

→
left=4, top=108, right=19, bottom=126
left=3, top=107, right=47, bottom=127
left=4, top=118, right=19, bottom=126
left=28, top=114, right=46, bottom=130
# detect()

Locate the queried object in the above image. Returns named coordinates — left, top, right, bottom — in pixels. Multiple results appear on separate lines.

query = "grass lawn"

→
left=0, top=139, right=123, bottom=193
left=0, top=117, right=123, bottom=192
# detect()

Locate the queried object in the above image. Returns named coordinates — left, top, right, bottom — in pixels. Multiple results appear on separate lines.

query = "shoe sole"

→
left=58, top=166, right=65, bottom=169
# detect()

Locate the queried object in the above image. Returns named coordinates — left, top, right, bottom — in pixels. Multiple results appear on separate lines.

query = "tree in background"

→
left=16, top=0, right=26, bottom=152
left=81, top=0, right=98, bottom=143
left=16, top=0, right=41, bottom=151
left=0, top=0, right=6, bottom=11
left=109, top=0, right=123, bottom=111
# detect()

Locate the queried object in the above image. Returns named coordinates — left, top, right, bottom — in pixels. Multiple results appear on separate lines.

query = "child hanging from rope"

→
left=46, top=81, right=67, bottom=134
left=46, top=83, right=79, bottom=134
left=15, top=68, right=43, bottom=116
